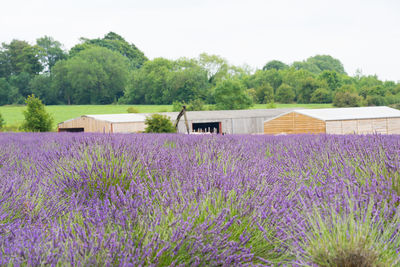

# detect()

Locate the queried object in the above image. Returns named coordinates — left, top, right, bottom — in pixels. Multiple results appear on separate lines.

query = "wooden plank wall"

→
left=326, top=118, right=400, bottom=134
left=58, top=117, right=112, bottom=133
left=264, top=112, right=326, bottom=134
left=264, top=112, right=295, bottom=134
left=325, top=121, right=342, bottom=134
left=388, top=118, right=400, bottom=134
left=293, top=113, right=326, bottom=134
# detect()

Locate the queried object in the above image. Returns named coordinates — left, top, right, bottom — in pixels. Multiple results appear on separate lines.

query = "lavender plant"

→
left=0, top=132, right=399, bottom=265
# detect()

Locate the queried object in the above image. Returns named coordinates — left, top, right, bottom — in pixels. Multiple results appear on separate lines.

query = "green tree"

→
left=29, top=74, right=58, bottom=104
left=198, top=53, right=229, bottom=85
left=123, top=58, right=173, bottom=104
left=22, top=94, right=53, bottom=132
left=0, top=78, right=11, bottom=105
left=166, top=59, right=209, bottom=103
left=318, top=70, right=342, bottom=91
left=293, top=55, right=346, bottom=74
left=297, top=77, right=323, bottom=103
left=213, top=79, right=253, bottom=110
left=9, top=72, right=32, bottom=99
left=333, top=91, right=363, bottom=107
left=280, top=68, right=314, bottom=98
left=1, top=40, right=42, bottom=76
left=255, top=82, right=274, bottom=104
left=0, top=49, right=11, bottom=78
left=0, top=112, right=4, bottom=129
left=366, top=95, right=387, bottom=106
left=145, top=114, right=176, bottom=133
left=310, top=88, right=332, bottom=103
left=70, top=32, right=147, bottom=69
left=245, top=69, right=282, bottom=96
left=263, top=60, right=288, bottom=71
left=52, top=47, right=130, bottom=104
left=275, top=83, right=295, bottom=103
left=36, top=36, right=67, bottom=72
left=51, top=59, right=74, bottom=104
left=187, top=99, right=206, bottom=111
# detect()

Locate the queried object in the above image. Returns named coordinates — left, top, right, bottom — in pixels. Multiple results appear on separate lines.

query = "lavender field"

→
left=1, top=133, right=400, bottom=266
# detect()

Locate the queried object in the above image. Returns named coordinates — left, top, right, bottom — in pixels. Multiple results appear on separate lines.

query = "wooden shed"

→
left=58, top=114, right=146, bottom=133
left=264, top=106, right=400, bottom=135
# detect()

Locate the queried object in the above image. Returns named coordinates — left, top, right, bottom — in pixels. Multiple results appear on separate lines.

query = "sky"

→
left=1, top=0, right=400, bottom=81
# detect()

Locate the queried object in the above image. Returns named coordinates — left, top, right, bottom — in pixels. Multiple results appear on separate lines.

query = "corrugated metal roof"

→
left=294, top=106, right=400, bottom=121
left=84, top=114, right=147, bottom=123
left=58, top=109, right=297, bottom=125
left=157, top=108, right=297, bottom=120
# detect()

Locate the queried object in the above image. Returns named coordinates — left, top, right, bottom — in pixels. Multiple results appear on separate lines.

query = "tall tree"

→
left=70, top=32, right=147, bottom=69
left=0, top=78, right=11, bottom=105
left=275, top=83, right=295, bottom=103
left=198, top=53, right=229, bottom=85
left=29, top=74, right=58, bottom=104
left=263, top=60, right=288, bottom=71
left=52, top=47, right=130, bottom=104
left=213, top=79, right=253, bottom=110
left=123, top=58, right=173, bottom=104
left=36, top=36, right=67, bottom=72
left=1, top=40, right=42, bottom=76
left=9, top=72, right=32, bottom=99
left=293, top=55, right=346, bottom=75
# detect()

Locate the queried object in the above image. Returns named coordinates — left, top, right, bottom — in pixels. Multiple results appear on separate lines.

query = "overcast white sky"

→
left=1, top=0, right=400, bottom=81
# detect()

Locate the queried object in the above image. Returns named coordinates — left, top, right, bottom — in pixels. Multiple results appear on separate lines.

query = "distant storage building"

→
left=263, top=106, right=400, bottom=134
left=58, top=114, right=147, bottom=133
left=162, top=109, right=296, bottom=134
left=57, top=109, right=296, bottom=134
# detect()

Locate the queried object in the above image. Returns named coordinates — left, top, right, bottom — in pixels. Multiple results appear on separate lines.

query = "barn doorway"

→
left=192, top=122, right=221, bottom=133
left=58, top=128, right=84, bottom=133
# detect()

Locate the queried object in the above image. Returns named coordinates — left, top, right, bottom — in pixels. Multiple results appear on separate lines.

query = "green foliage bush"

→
left=22, top=94, right=53, bottom=132
left=333, top=91, right=363, bottom=107
left=366, top=95, right=387, bottom=106
left=172, top=101, right=183, bottom=112
left=144, top=114, right=176, bottom=133
left=390, top=103, right=400, bottom=110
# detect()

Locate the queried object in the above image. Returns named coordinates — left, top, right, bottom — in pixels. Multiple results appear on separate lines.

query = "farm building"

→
left=263, top=106, right=400, bottom=135
left=57, top=108, right=296, bottom=134
left=58, top=114, right=147, bottom=133
left=160, top=108, right=296, bottom=134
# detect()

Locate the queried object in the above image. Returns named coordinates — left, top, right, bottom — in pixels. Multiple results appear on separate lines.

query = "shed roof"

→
left=294, top=106, right=400, bottom=121
left=158, top=108, right=297, bottom=121
left=59, top=108, right=297, bottom=125
left=84, top=114, right=147, bottom=123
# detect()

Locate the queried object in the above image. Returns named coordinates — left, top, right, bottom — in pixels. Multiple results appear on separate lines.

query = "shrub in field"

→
left=22, top=94, right=53, bottom=132
left=145, top=114, right=176, bottom=133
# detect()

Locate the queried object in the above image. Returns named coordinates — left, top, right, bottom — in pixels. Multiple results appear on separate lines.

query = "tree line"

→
left=1, top=32, right=400, bottom=110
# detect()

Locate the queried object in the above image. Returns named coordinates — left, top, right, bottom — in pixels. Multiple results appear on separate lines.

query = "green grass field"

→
left=0, top=103, right=332, bottom=130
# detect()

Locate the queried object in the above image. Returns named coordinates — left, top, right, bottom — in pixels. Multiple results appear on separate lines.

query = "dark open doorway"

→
left=192, top=122, right=221, bottom=134
left=58, top=128, right=84, bottom=133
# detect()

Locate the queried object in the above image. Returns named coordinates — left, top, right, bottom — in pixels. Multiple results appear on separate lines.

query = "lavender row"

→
left=0, top=133, right=399, bottom=266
